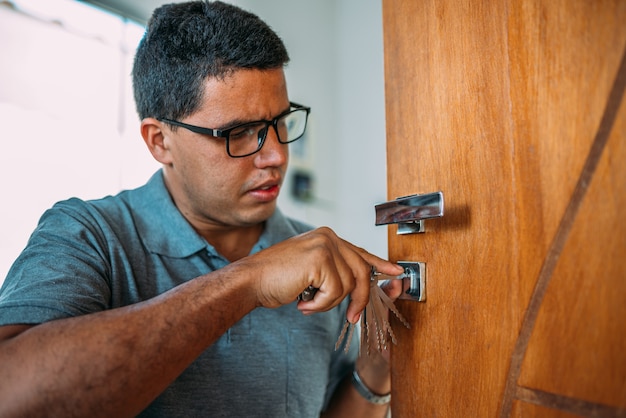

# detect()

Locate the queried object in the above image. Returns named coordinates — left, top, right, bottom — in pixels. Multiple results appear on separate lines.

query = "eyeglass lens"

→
left=227, top=109, right=308, bottom=157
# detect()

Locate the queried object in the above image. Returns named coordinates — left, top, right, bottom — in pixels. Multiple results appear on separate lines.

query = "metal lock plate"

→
left=397, top=261, right=426, bottom=302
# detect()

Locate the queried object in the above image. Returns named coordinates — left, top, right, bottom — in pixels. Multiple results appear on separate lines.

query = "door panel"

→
left=382, top=0, right=626, bottom=416
left=519, top=113, right=626, bottom=406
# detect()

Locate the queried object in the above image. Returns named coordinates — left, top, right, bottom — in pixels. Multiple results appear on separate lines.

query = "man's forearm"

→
left=0, top=263, right=258, bottom=417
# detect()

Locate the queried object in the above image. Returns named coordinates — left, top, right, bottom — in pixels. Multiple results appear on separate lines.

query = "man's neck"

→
left=199, top=223, right=265, bottom=262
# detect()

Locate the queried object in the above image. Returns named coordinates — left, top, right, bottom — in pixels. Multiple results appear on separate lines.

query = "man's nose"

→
left=255, top=125, right=288, bottom=166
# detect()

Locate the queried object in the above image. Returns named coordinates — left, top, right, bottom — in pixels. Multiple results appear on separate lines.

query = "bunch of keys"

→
left=298, top=266, right=411, bottom=356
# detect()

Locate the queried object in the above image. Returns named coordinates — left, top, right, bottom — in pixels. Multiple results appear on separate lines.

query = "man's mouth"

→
left=248, top=183, right=281, bottom=201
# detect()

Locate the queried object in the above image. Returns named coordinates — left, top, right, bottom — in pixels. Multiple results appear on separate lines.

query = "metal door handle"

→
left=375, top=191, right=444, bottom=234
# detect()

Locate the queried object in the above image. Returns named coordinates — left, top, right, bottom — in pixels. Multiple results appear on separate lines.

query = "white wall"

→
left=0, top=1, right=161, bottom=285
left=333, top=0, right=388, bottom=254
left=0, top=0, right=388, bottom=286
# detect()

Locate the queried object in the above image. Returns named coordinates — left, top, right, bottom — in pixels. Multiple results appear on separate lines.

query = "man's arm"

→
left=0, top=227, right=402, bottom=417
left=0, top=262, right=258, bottom=417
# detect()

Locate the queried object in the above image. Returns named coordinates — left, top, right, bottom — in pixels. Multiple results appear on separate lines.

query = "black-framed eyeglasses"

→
left=158, top=102, right=311, bottom=158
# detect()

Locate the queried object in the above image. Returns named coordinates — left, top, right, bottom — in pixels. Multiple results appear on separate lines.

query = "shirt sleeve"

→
left=0, top=199, right=112, bottom=325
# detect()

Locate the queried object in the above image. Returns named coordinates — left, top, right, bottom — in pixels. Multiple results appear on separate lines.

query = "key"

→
left=334, top=267, right=411, bottom=355
left=298, top=267, right=408, bottom=301
left=298, top=285, right=317, bottom=302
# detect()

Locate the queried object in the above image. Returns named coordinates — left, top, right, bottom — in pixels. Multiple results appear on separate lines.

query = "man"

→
left=0, top=2, right=402, bottom=416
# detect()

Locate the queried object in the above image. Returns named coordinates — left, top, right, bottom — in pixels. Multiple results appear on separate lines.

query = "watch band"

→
left=351, top=370, right=391, bottom=405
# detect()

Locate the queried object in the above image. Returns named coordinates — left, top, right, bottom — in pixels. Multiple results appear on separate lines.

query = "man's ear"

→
left=141, top=118, right=172, bottom=165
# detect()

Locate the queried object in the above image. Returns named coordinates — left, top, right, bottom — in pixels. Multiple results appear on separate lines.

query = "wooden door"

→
left=382, top=1, right=626, bottom=416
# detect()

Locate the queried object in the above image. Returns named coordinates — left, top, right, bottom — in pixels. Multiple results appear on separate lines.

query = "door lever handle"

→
left=375, top=191, right=444, bottom=234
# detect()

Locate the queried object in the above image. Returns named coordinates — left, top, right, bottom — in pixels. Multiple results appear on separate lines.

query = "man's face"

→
left=157, top=68, right=291, bottom=231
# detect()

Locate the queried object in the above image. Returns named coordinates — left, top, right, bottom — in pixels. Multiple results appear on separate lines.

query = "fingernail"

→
left=350, top=312, right=362, bottom=324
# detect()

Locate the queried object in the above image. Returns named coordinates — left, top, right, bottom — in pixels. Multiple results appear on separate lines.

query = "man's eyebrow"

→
left=216, top=117, right=256, bottom=130
left=217, top=105, right=292, bottom=130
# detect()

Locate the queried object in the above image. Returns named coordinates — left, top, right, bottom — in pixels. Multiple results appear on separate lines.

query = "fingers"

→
left=337, top=240, right=404, bottom=322
left=296, top=228, right=403, bottom=323
left=294, top=228, right=367, bottom=318
left=364, top=253, right=405, bottom=277
left=378, top=278, right=404, bottom=300
left=248, top=226, right=402, bottom=321
left=297, top=251, right=346, bottom=313
left=297, top=258, right=366, bottom=323
left=332, top=238, right=371, bottom=323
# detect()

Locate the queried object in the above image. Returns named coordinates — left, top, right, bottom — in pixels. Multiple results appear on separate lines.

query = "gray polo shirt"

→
left=0, top=170, right=356, bottom=417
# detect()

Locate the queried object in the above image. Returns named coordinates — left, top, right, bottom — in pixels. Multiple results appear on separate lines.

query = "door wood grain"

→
left=382, top=1, right=626, bottom=416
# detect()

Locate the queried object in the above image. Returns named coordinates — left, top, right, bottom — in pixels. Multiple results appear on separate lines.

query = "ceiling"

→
left=80, top=0, right=175, bottom=24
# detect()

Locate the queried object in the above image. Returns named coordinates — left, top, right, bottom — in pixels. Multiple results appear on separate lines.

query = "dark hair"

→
left=132, top=1, right=290, bottom=121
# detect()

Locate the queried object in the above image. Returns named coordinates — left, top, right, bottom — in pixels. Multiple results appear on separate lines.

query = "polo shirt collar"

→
left=128, top=170, right=296, bottom=259
left=129, top=170, right=207, bottom=258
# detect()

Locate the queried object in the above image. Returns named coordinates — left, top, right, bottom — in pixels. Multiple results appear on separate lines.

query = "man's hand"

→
left=240, top=227, right=404, bottom=323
